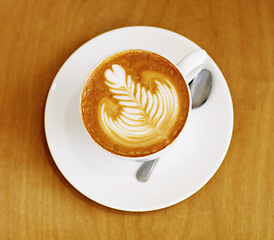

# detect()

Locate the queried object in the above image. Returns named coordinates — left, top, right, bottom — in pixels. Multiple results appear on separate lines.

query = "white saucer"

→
left=44, top=26, right=233, bottom=212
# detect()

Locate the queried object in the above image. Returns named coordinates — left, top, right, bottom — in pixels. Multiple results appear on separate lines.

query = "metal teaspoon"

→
left=136, top=69, right=213, bottom=182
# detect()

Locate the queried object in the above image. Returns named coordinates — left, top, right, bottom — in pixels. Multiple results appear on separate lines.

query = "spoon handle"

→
left=136, top=158, right=159, bottom=182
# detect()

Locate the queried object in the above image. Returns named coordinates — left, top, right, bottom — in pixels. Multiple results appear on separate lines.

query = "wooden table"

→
left=1, top=0, right=273, bottom=239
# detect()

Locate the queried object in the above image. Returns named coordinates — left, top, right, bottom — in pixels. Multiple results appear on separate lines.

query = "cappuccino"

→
left=80, top=50, right=190, bottom=158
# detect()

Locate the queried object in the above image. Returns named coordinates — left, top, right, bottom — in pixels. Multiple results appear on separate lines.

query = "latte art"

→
left=100, top=64, right=179, bottom=148
left=80, top=50, right=190, bottom=157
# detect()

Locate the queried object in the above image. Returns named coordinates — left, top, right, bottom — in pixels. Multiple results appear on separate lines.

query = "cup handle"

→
left=176, top=49, right=207, bottom=84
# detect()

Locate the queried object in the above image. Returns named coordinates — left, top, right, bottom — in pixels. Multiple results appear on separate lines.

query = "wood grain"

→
left=0, top=0, right=273, bottom=239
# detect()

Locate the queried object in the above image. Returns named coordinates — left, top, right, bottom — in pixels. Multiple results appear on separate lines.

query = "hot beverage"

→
left=80, top=50, right=190, bottom=158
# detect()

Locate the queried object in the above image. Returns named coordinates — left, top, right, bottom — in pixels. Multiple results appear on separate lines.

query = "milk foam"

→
left=99, top=64, right=180, bottom=147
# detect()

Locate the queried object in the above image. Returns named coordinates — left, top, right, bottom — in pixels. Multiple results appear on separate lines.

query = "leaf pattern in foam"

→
left=101, top=64, right=179, bottom=144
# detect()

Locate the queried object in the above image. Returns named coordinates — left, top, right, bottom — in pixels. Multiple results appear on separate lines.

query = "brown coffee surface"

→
left=80, top=50, right=190, bottom=157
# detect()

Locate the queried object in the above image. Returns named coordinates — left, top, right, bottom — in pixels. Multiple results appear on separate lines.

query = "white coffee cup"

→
left=80, top=49, right=207, bottom=162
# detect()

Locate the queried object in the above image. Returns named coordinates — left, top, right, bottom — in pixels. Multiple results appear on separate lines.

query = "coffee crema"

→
left=80, top=50, right=190, bottom=158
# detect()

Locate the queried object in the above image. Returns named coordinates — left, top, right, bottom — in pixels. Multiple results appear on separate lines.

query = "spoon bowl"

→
left=190, top=69, right=212, bottom=108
